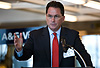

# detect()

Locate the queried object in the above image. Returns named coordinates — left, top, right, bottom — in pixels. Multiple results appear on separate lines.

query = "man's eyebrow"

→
left=47, top=14, right=60, bottom=16
left=47, top=14, right=52, bottom=15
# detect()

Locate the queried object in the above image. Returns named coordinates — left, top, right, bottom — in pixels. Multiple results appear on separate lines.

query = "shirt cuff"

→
left=15, top=48, right=23, bottom=57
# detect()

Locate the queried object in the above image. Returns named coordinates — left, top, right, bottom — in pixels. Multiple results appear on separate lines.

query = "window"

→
left=82, top=35, right=100, bottom=68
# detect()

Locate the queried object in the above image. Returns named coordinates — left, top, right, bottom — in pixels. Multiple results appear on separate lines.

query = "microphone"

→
left=61, top=37, right=87, bottom=67
left=61, top=36, right=71, bottom=52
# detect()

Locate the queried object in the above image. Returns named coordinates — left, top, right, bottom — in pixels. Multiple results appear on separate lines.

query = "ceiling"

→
left=0, top=0, right=100, bottom=32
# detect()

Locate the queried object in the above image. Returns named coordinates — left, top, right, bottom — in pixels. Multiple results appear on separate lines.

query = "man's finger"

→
left=20, top=33, right=22, bottom=38
left=14, top=33, right=18, bottom=39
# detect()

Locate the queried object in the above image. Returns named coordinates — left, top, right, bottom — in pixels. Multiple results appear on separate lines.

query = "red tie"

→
left=52, top=33, right=59, bottom=67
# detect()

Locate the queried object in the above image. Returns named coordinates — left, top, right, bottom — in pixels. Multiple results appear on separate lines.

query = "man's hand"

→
left=14, top=33, right=23, bottom=52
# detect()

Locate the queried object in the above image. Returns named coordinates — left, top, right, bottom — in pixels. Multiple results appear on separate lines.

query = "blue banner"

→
left=0, top=26, right=43, bottom=44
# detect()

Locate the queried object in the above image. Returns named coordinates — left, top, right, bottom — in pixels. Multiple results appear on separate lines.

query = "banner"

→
left=0, top=26, right=43, bottom=44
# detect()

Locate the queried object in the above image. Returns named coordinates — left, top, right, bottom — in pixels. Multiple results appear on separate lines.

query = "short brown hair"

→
left=46, top=1, right=64, bottom=16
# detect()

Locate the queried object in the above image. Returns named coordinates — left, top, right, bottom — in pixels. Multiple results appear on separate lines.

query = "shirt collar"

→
left=48, top=27, right=61, bottom=36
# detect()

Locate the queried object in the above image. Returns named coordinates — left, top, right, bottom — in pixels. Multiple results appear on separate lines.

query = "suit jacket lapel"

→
left=41, top=26, right=51, bottom=64
left=59, top=27, right=68, bottom=64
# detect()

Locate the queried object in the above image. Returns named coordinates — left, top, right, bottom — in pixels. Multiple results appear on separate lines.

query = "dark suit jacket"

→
left=14, top=26, right=93, bottom=67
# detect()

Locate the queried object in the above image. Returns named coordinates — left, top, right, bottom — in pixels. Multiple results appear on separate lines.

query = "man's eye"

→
left=55, top=15, right=58, bottom=18
left=55, top=15, right=60, bottom=18
left=48, top=15, right=52, bottom=17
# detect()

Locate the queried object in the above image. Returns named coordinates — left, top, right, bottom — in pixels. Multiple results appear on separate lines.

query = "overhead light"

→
left=84, top=1, right=100, bottom=10
left=0, top=1, right=11, bottom=9
left=64, top=14, right=77, bottom=22
left=62, top=0, right=85, bottom=4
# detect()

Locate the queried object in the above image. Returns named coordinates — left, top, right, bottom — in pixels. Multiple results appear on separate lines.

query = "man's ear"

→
left=63, top=16, right=65, bottom=22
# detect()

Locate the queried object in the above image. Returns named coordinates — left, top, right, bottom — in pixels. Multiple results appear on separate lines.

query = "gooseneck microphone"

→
left=61, top=36, right=71, bottom=52
left=61, top=36, right=68, bottom=52
left=61, top=36, right=87, bottom=67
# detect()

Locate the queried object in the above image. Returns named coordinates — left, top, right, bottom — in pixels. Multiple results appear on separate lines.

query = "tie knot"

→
left=53, top=33, right=57, bottom=37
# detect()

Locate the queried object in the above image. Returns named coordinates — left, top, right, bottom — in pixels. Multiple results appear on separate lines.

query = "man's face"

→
left=46, top=7, right=65, bottom=32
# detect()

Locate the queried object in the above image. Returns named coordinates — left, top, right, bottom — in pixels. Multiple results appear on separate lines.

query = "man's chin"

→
left=50, top=28, right=58, bottom=32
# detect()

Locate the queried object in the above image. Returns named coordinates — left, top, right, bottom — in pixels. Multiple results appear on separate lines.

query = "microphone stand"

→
left=61, top=38, right=87, bottom=67
left=69, top=46, right=87, bottom=67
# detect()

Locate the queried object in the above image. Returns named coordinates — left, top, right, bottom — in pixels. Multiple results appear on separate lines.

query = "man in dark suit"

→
left=14, top=1, right=93, bottom=67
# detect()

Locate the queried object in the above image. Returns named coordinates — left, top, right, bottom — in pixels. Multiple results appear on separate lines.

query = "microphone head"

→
left=61, top=36, right=72, bottom=52
left=61, top=36, right=66, bottom=45
left=61, top=36, right=68, bottom=52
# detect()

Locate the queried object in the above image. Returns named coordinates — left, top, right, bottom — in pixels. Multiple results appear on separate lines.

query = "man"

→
left=14, top=1, right=93, bottom=67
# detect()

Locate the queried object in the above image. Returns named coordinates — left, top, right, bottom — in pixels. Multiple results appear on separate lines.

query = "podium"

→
left=21, top=67, right=94, bottom=68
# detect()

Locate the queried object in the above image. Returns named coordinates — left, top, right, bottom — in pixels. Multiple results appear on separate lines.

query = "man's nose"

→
left=51, top=16, right=55, bottom=22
